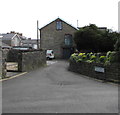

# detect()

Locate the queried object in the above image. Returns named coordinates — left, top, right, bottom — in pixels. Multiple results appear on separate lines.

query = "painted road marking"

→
left=0, top=72, right=27, bottom=82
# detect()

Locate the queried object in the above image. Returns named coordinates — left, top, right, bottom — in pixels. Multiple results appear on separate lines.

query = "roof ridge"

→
left=39, top=17, right=77, bottom=30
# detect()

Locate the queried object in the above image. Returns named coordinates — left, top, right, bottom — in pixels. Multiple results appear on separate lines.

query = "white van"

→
left=46, top=50, right=55, bottom=60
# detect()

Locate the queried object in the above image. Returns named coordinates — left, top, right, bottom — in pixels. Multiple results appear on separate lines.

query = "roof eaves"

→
left=12, top=34, right=21, bottom=41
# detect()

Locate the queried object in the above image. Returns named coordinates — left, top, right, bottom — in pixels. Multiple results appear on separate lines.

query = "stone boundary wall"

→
left=1, top=49, right=8, bottom=78
left=19, top=50, right=46, bottom=72
left=7, top=50, right=46, bottom=72
left=69, top=60, right=120, bottom=82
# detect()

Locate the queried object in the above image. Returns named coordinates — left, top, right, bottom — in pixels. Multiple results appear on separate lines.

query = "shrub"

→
left=109, top=51, right=119, bottom=63
left=76, top=59, right=82, bottom=62
left=82, top=55, right=87, bottom=61
left=78, top=53, right=85, bottom=57
left=99, top=56, right=106, bottom=63
left=70, top=53, right=78, bottom=61
left=114, top=38, right=120, bottom=51
left=90, top=55, right=96, bottom=61
left=86, top=60, right=94, bottom=63
left=70, top=51, right=119, bottom=65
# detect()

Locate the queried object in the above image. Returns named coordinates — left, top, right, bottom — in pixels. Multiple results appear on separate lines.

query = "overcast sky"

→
left=0, top=0, right=119, bottom=39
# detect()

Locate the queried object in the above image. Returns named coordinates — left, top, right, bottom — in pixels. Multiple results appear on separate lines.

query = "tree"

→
left=114, top=38, right=120, bottom=51
left=74, top=24, right=118, bottom=52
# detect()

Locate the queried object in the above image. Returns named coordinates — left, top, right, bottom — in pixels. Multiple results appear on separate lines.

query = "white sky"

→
left=0, top=0, right=119, bottom=39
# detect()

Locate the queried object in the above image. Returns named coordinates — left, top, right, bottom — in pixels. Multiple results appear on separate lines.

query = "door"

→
left=63, top=48, right=74, bottom=59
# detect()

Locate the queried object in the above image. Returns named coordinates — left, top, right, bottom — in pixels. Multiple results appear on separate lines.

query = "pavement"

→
left=6, top=72, right=20, bottom=78
left=2, top=60, right=119, bottom=113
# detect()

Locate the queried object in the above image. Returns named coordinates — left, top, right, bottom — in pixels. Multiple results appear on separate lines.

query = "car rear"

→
left=46, top=50, right=55, bottom=60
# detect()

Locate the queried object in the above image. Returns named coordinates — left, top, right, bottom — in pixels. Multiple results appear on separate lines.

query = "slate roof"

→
left=0, top=37, right=11, bottom=47
left=0, top=33, right=22, bottom=46
left=1, top=33, right=16, bottom=40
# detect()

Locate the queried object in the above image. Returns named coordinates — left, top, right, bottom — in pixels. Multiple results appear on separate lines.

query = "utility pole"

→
left=77, top=20, right=79, bottom=28
left=37, top=20, right=39, bottom=49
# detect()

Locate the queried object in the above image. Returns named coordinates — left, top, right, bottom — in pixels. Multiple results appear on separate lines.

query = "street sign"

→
left=95, top=66, right=105, bottom=73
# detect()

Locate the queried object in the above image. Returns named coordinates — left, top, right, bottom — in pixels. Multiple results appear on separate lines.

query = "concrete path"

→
left=2, top=60, right=118, bottom=113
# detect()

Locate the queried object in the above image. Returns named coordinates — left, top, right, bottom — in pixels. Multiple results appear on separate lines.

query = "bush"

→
left=70, top=51, right=119, bottom=64
left=114, top=38, right=120, bottom=51
left=74, top=24, right=118, bottom=52
left=90, top=55, right=96, bottom=61
left=70, top=53, right=78, bottom=61
left=109, top=51, right=119, bottom=63
left=99, top=56, right=106, bottom=63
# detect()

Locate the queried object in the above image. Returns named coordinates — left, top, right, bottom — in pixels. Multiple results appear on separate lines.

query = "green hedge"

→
left=70, top=51, right=120, bottom=65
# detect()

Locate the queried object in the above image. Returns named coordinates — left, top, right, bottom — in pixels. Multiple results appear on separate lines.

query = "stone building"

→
left=39, top=18, right=77, bottom=59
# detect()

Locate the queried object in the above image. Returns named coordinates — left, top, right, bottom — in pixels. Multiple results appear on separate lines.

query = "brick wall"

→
left=69, top=60, right=120, bottom=83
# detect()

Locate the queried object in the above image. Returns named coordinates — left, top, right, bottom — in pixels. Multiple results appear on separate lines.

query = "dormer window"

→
left=56, top=21, right=62, bottom=30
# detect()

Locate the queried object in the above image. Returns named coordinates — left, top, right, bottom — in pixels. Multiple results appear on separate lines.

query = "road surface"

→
left=2, top=60, right=118, bottom=113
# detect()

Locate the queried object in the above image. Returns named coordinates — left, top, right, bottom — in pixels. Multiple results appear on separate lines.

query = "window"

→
left=64, top=34, right=73, bottom=46
left=56, top=21, right=62, bottom=30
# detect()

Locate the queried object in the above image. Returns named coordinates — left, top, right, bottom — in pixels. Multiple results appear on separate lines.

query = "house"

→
left=1, top=31, right=39, bottom=49
left=1, top=42, right=12, bottom=49
left=39, top=18, right=77, bottom=59
left=21, top=38, right=39, bottom=49
left=1, top=31, right=22, bottom=47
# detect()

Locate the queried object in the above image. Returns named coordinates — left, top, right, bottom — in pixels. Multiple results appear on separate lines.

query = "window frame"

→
left=56, top=21, right=62, bottom=30
left=64, top=34, right=73, bottom=46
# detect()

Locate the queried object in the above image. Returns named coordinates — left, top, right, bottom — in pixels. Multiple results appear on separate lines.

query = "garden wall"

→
left=19, top=50, right=46, bottom=72
left=7, top=50, right=46, bottom=72
left=69, top=60, right=120, bottom=82
left=1, top=49, right=7, bottom=78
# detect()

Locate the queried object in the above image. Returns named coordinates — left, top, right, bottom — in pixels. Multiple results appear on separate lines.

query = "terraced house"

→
left=1, top=32, right=22, bottom=48
left=39, top=18, right=77, bottom=59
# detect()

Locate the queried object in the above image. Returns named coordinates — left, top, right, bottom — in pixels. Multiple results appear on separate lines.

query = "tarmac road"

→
left=2, top=60, right=118, bottom=113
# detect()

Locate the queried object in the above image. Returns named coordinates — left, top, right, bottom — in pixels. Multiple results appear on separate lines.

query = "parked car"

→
left=12, top=46, right=33, bottom=50
left=46, top=50, right=55, bottom=60
left=2, top=46, right=12, bottom=50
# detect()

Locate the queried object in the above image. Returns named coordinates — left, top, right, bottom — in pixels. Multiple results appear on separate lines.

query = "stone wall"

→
left=69, top=60, right=120, bottom=83
left=1, top=49, right=46, bottom=78
left=7, top=50, right=20, bottom=62
left=1, top=49, right=8, bottom=78
left=7, top=49, right=46, bottom=72
left=20, top=50, right=46, bottom=72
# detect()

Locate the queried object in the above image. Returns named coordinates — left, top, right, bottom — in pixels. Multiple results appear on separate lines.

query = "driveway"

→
left=2, top=60, right=118, bottom=113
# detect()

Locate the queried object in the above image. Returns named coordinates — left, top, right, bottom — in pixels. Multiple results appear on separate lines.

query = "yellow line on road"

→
left=0, top=72, right=27, bottom=82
